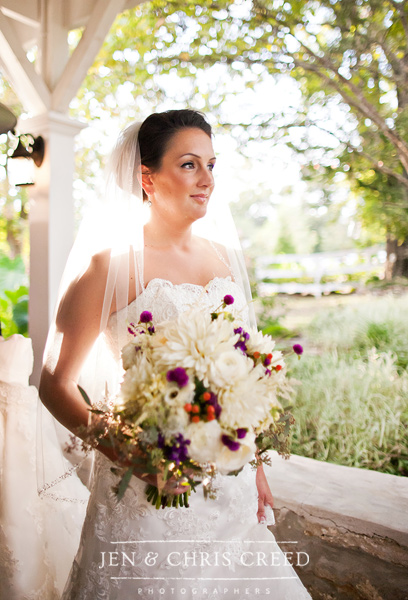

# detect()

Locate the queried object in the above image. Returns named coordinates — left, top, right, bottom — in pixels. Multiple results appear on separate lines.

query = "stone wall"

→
left=263, top=453, right=408, bottom=600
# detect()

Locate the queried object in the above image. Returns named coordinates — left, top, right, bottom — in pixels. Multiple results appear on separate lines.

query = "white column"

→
left=20, top=112, right=87, bottom=386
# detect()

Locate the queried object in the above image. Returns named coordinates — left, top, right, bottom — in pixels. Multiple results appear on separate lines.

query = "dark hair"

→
left=138, top=109, right=212, bottom=199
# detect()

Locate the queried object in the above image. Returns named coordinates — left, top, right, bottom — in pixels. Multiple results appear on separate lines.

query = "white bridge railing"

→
left=256, top=246, right=386, bottom=297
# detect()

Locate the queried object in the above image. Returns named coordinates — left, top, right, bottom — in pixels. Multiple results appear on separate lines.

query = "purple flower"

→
left=160, top=433, right=191, bottom=465
left=221, top=434, right=240, bottom=452
left=166, top=367, right=189, bottom=388
left=148, top=325, right=155, bottom=334
left=264, top=356, right=271, bottom=366
left=234, top=327, right=250, bottom=354
left=293, top=343, right=303, bottom=355
left=236, top=428, right=247, bottom=439
left=234, top=340, right=247, bottom=353
left=223, top=294, right=234, bottom=306
left=167, top=433, right=191, bottom=465
left=140, top=310, right=153, bottom=323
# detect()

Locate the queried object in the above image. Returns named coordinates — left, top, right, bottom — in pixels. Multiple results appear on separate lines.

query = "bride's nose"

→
left=198, top=167, right=214, bottom=187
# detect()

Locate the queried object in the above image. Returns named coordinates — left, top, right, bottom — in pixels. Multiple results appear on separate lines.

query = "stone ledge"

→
left=263, top=453, right=408, bottom=599
left=263, top=452, right=408, bottom=547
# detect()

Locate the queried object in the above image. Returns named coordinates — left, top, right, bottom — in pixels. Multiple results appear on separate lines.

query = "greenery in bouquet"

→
left=77, top=295, right=303, bottom=509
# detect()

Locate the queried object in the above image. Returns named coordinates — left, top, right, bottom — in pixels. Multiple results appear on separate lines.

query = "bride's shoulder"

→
left=59, top=248, right=133, bottom=322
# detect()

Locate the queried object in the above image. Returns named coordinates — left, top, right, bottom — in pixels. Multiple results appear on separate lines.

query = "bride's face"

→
left=143, top=127, right=216, bottom=224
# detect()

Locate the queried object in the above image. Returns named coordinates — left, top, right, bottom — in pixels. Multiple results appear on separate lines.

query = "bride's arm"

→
left=40, top=253, right=134, bottom=466
left=39, top=251, right=116, bottom=456
left=39, top=252, right=187, bottom=493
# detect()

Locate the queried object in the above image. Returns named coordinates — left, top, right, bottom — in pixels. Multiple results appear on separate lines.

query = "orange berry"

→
left=203, top=392, right=211, bottom=401
left=184, top=403, right=192, bottom=413
left=192, top=405, right=200, bottom=413
left=192, top=415, right=200, bottom=423
left=253, top=351, right=261, bottom=360
left=207, top=414, right=215, bottom=421
left=207, top=405, right=215, bottom=414
left=267, top=353, right=273, bottom=360
left=275, top=365, right=282, bottom=371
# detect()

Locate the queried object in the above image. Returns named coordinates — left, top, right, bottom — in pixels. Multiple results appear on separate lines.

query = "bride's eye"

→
left=208, top=163, right=215, bottom=171
left=181, top=161, right=195, bottom=169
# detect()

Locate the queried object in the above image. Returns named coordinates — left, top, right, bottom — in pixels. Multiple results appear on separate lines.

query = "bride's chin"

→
left=192, top=205, right=208, bottom=220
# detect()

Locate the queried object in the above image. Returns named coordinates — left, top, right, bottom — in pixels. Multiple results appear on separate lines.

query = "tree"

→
left=75, top=0, right=407, bottom=276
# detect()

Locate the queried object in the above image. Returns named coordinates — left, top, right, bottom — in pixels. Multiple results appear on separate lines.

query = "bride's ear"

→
left=141, top=165, right=154, bottom=197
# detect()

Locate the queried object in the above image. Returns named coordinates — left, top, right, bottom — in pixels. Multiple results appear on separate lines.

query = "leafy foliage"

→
left=73, top=0, right=408, bottom=254
left=288, top=293, right=408, bottom=475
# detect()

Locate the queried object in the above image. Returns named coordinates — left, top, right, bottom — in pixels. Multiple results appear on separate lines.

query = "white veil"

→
left=37, top=111, right=257, bottom=503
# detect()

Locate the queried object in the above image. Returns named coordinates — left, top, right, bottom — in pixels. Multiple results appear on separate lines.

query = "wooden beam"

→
left=0, top=11, right=50, bottom=114
left=40, top=0, right=70, bottom=90
left=64, top=0, right=145, bottom=30
left=51, top=0, right=128, bottom=112
left=0, top=2, right=40, bottom=28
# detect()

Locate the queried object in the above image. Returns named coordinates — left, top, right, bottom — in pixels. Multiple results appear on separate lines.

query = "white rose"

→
left=185, top=420, right=224, bottom=464
left=210, top=350, right=252, bottom=389
left=216, top=432, right=256, bottom=475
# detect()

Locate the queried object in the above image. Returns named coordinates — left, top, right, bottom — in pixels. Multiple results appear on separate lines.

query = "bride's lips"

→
left=190, top=194, right=208, bottom=204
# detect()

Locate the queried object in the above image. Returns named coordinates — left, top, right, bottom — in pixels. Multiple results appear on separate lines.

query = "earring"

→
left=147, top=198, right=152, bottom=207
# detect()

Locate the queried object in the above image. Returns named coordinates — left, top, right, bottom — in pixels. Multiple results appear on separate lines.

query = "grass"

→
left=273, top=292, right=408, bottom=476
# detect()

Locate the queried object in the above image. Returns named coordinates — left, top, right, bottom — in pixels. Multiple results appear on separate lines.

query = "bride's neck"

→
left=144, top=215, right=193, bottom=249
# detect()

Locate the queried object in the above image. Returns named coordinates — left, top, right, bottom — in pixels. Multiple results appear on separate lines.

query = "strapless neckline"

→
left=143, top=275, right=233, bottom=294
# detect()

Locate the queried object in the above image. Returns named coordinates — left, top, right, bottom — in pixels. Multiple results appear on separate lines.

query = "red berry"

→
left=207, top=405, right=215, bottom=414
left=253, top=351, right=261, bottom=360
left=192, top=415, right=200, bottom=423
left=203, top=392, right=211, bottom=401
left=267, top=353, right=273, bottom=360
left=275, top=365, right=282, bottom=371
left=207, top=414, right=215, bottom=421
left=192, top=405, right=200, bottom=413
left=184, top=403, right=192, bottom=413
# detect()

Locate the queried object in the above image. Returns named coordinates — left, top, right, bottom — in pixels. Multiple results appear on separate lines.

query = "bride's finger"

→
left=163, top=477, right=191, bottom=495
left=257, top=495, right=266, bottom=523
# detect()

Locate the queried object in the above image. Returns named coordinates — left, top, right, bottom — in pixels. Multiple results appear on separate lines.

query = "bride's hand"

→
left=256, top=463, right=274, bottom=523
left=140, top=467, right=192, bottom=496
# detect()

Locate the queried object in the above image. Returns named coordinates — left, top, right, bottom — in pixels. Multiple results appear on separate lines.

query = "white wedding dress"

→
left=61, top=277, right=311, bottom=600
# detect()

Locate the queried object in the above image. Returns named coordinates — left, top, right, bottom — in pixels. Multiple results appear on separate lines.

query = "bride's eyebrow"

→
left=179, top=153, right=216, bottom=161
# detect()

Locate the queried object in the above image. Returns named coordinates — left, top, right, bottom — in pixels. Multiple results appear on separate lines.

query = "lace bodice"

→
left=105, top=276, right=249, bottom=354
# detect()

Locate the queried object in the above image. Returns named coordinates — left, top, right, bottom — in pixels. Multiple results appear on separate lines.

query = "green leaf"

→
left=78, top=385, right=92, bottom=406
left=116, top=467, right=134, bottom=501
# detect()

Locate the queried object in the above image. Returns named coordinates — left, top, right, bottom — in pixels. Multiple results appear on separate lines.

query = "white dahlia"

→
left=246, top=328, right=276, bottom=356
left=151, top=309, right=239, bottom=387
left=218, top=365, right=281, bottom=430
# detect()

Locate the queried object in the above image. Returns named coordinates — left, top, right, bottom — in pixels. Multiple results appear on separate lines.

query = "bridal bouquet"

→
left=79, top=295, right=302, bottom=509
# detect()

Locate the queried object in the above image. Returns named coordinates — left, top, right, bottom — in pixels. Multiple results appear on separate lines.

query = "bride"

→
left=39, top=109, right=311, bottom=599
